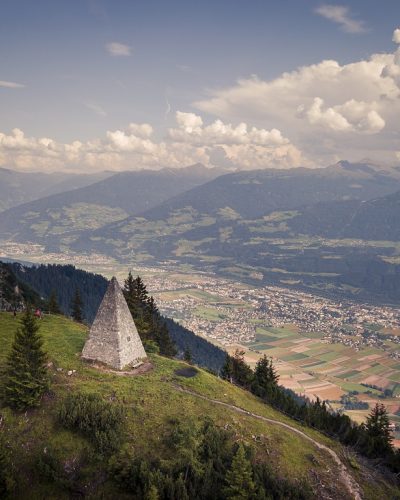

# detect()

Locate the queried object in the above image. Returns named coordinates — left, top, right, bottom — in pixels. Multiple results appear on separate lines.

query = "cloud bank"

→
left=195, top=29, right=400, bottom=165
left=0, top=113, right=304, bottom=172
left=2, top=29, right=400, bottom=172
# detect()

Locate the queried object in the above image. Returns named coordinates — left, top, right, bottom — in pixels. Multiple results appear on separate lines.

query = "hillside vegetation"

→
left=0, top=313, right=398, bottom=499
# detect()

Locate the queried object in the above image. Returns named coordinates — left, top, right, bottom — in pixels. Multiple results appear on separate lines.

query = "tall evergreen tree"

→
left=71, top=288, right=84, bottom=322
left=365, top=402, right=393, bottom=456
left=2, top=308, right=49, bottom=410
left=155, top=321, right=177, bottom=357
left=221, top=350, right=253, bottom=388
left=183, top=347, right=193, bottom=364
left=252, top=355, right=279, bottom=397
left=224, top=443, right=255, bottom=500
left=123, top=273, right=176, bottom=357
left=47, top=290, right=61, bottom=314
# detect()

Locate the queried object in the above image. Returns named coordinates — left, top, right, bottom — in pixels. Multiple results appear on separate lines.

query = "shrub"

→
left=0, top=434, right=14, bottom=496
left=58, top=393, right=125, bottom=455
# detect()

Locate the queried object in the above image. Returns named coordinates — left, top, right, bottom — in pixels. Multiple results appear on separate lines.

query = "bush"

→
left=0, top=434, right=14, bottom=496
left=36, top=446, right=73, bottom=490
left=58, top=393, right=125, bottom=455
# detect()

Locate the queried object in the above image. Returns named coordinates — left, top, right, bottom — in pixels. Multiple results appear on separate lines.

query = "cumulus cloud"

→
left=393, top=28, right=400, bottom=44
left=105, top=42, right=131, bottom=56
left=166, top=112, right=303, bottom=169
left=315, top=4, right=367, bottom=33
left=0, top=114, right=306, bottom=173
left=297, top=97, right=385, bottom=134
left=195, top=30, right=400, bottom=164
left=169, top=112, right=287, bottom=146
left=0, top=80, right=25, bottom=89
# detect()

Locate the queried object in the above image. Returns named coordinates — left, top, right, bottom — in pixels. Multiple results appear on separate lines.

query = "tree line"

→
left=221, top=349, right=400, bottom=473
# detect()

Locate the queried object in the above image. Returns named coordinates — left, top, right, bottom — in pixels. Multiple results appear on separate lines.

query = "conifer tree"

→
left=365, top=402, right=393, bottom=455
left=224, top=443, right=255, bottom=500
left=252, top=355, right=279, bottom=397
left=221, top=354, right=234, bottom=383
left=183, top=347, right=193, bottom=364
left=2, top=308, right=48, bottom=410
left=155, top=321, right=177, bottom=357
left=123, top=273, right=176, bottom=357
left=71, top=288, right=84, bottom=322
left=222, top=350, right=253, bottom=388
left=47, top=290, right=61, bottom=314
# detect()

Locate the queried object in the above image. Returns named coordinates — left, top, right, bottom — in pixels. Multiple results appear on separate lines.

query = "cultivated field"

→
left=235, top=325, right=400, bottom=446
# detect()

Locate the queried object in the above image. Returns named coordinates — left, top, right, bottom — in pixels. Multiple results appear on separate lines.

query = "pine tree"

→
left=71, top=288, right=84, bottom=322
left=47, top=290, right=61, bottom=314
left=221, top=354, right=234, bottom=383
left=365, top=402, right=393, bottom=456
left=183, top=347, right=193, bottom=364
left=155, top=321, right=177, bottom=357
left=252, top=355, right=279, bottom=397
left=2, top=308, right=49, bottom=410
left=123, top=273, right=176, bottom=357
left=223, top=350, right=253, bottom=388
left=224, top=443, right=255, bottom=500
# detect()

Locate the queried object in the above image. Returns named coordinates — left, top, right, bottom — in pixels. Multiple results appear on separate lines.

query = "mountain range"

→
left=0, top=167, right=112, bottom=212
left=2, top=160, right=400, bottom=303
left=0, top=164, right=226, bottom=249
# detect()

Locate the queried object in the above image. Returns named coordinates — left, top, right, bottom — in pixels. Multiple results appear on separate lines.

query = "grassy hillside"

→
left=0, top=313, right=397, bottom=499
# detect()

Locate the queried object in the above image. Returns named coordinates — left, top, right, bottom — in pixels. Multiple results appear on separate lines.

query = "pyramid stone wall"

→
left=82, top=277, right=146, bottom=370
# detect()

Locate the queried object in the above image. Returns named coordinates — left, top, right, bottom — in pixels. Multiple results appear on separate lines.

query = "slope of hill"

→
left=0, top=262, right=42, bottom=311
left=3, top=261, right=226, bottom=372
left=0, top=164, right=225, bottom=250
left=0, top=312, right=397, bottom=499
left=0, top=167, right=112, bottom=212
left=284, top=190, right=400, bottom=241
left=141, top=161, right=400, bottom=220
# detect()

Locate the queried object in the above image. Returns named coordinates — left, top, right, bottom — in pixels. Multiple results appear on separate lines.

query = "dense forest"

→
left=0, top=263, right=42, bottom=311
left=0, top=261, right=226, bottom=372
left=9, top=263, right=107, bottom=322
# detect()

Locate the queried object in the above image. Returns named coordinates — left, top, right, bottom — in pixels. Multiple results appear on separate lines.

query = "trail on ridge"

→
left=175, top=385, right=362, bottom=500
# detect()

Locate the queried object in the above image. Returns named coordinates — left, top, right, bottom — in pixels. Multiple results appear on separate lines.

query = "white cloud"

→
left=297, top=97, right=385, bottom=134
left=195, top=31, right=400, bottom=164
left=392, top=28, right=400, bottom=44
left=169, top=112, right=288, bottom=146
left=315, top=4, right=366, bottom=34
left=105, top=42, right=131, bottom=56
left=0, top=80, right=25, bottom=89
left=0, top=114, right=307, bottom=173
left=166, top=112, right=303, bottom=169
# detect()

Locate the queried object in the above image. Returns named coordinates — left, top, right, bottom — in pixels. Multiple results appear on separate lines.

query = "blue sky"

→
left=1, top=1, right=400, bottom=172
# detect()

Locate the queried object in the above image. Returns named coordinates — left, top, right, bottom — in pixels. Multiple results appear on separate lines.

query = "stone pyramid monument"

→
left=82, top=277, right=147, bottom=370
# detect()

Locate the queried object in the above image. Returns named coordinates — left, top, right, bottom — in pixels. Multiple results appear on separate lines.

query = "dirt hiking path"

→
left=176, top=385, right=362, bottom=500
